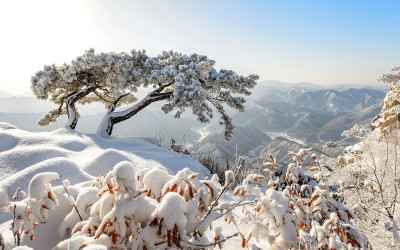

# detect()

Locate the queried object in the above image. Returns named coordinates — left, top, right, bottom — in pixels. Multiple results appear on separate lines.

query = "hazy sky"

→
left=0, top=0, right=399, bottom=94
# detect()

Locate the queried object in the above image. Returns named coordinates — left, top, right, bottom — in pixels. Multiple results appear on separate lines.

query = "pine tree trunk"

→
left=66, top=96, right=79, bottom=129
left=65, top=84, right=97, bottom=129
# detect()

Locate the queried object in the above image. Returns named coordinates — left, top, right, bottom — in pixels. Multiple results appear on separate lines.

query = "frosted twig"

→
left=183, top=232, right=239, bottom=247
left=62, top=182, right=83, bottom=221
left=189, top=160, right=245, bottom=235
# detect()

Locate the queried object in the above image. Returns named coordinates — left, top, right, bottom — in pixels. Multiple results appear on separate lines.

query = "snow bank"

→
left=0, top=122, right=17, bottom=130
left=0, top=126, right=209, bottom=227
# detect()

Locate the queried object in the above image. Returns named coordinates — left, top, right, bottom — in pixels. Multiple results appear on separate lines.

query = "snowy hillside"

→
left=0, top=122, right=209, bottom=221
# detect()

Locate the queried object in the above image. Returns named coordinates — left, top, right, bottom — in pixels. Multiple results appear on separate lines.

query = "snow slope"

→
left=0, top=122, right=209, bottom=225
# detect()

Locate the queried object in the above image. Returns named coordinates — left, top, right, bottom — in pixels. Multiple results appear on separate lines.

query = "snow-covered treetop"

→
left=378, top=67, right=400, bottom=109
left=378, top=67, right=400, bottom=85
left=372, top=67, right=400, bottom=132
left=31, top=49, right=149, bottom=107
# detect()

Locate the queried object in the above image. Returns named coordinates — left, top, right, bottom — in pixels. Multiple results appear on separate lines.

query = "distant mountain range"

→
left=0, top=95, right=105, bottom=114
left=246, top=80, right=388, bottom=104
left=190, top=125, right=271, bottom=164
left=291, top=103, right=382, bottom=143
left=293, top=88, right=385, bottom=112
left=232, top=86, right=385, bottom=143
left=191, top=81, right=386, bottom=168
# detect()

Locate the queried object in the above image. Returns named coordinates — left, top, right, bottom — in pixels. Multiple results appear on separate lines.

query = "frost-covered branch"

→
left=61, top=180, right=83, bottom=222
left=97, top=88, right=173, bottom=136
left=183, top=232, right=239, bottom=248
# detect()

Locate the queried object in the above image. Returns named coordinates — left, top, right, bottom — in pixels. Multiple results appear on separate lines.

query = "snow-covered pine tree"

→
left=31, top=49, right=149, bottom=129
left=372, top=67, right=400, bottom=133
left=31, top=49, right=258, bottom=140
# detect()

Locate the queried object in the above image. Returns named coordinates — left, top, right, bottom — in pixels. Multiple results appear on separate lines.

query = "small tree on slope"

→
left=31, top=49, right=258, bottom=140
left=371, top=67, right=400, bottom=133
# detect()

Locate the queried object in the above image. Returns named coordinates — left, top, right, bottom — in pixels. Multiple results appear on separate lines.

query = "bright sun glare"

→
left=0, top=0, right=90, bottom=94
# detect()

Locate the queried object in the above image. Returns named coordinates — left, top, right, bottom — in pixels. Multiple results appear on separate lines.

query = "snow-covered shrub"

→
left=0, top=172, right=60, bottom=246
left=53, top=165, right=223, bottom=249
left=232, top=150, right=370, bottom=249
left=170, top=139, right=190, bottom=155
left=1, top=150, right=368, bottom=249
left=332, top=129, right=400, bottom=248
left=197, top=153, right=226, bottom=184
left=330, top=68, right=400, bottom=248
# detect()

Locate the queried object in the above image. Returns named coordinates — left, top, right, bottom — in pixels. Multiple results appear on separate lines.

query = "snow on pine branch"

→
left=372, top=66, right=400, bottom=132
left=1, top=149, right=369, bottom=249
left=156, top=51, right=258, bottom=140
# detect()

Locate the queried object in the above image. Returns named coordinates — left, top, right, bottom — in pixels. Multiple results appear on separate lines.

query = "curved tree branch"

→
left=97, top=87, right=173, bottom=136
left=93, top=90, right=115, bottom=103
left=66, top=84, right=98, bottom=129
left=57, top=97, right=66, bottom=117
left=109, top=92, right=131, bottom=113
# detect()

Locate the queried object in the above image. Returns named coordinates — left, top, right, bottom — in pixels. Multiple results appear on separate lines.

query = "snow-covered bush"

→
left=0, top=172, right=60, bottom=246
left=1, top=150, right=368, bottom=249
left=332, top=128, right=400, bottom=248
left=233, top=150, right=369, bottom=249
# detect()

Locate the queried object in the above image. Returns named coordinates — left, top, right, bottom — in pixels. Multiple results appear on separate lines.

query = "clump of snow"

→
left=28, top=172, right=59, bottom=201
left=224, top=170, right=234, bottom=187
left=143, top=168, right=173, bottom=200
left=113, top=161, right=136, bottom=191
left=58, top=186, right=99, bottom=239
left=153, top=192, right=187, bottom=235
left=28, top=172, right=59, bottom=223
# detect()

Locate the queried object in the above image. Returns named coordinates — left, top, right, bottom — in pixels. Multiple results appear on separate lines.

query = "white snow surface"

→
left=0, top=122, right=209, bottom=226
left=0, top=123, right=250, bottom=249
